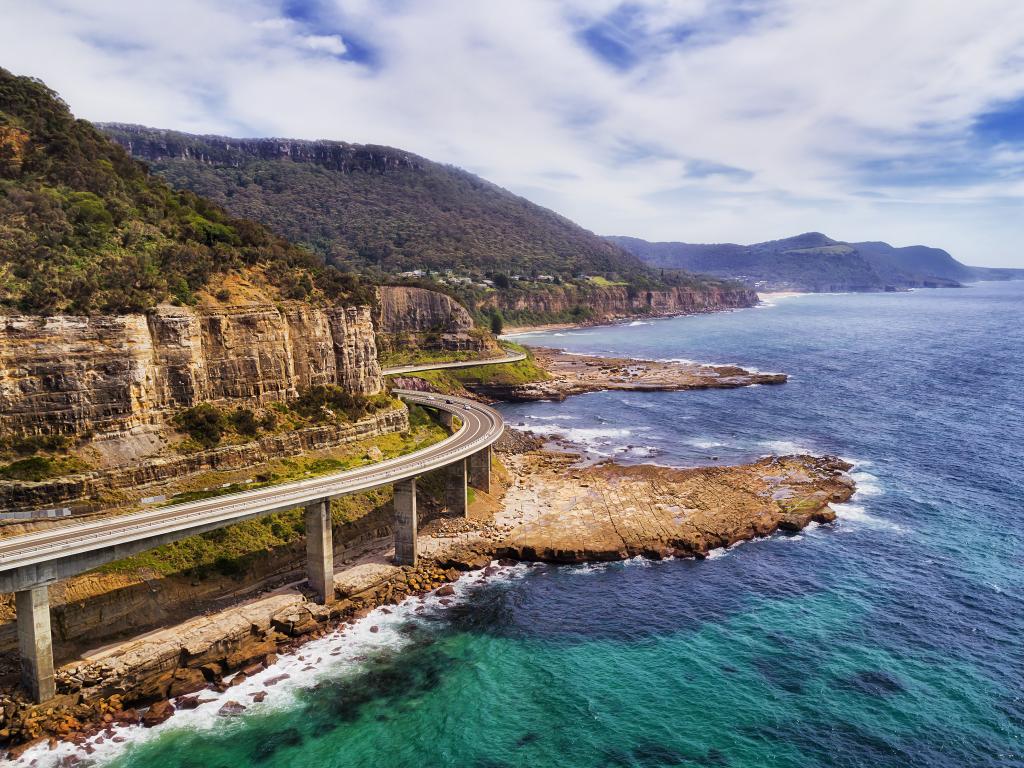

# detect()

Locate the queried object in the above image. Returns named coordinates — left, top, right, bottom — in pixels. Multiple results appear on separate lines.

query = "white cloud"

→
left=1, top=0, right=1023, bottom=265
left=299, top=34, right=347, bottom=56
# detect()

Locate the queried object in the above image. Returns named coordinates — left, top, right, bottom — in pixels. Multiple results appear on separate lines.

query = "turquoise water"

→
left=26, top=283, right=1024, bottom=767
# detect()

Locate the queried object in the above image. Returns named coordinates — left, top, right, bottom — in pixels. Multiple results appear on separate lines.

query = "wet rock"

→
left=141, top=700, right=174, bottom=728
left=217, top=700, right=247, bottom=717
left=167, top=668, right=207, bottom=698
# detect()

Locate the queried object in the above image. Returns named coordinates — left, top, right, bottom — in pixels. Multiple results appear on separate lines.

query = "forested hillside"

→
left=100, top=124, right=654, bottom=283
left=0, top=69, right=371, bottom=314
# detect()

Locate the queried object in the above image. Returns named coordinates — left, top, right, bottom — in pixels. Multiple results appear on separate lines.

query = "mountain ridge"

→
left=99, top=123, right=651, bottom=282
left=607, top=232, right=1015, bottom=292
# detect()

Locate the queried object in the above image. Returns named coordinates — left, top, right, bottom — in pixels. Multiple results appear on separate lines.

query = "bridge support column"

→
left=446, top=459, right=468, bottom=517
left=16, top=586, right=55, bottom=703
left=394, top=478, right=418, bottom=566
left=468, top=446, right=492, bottom=495
left=438, top=411, right=455, bottom=430
left=304, top=499, right=334, bottom=604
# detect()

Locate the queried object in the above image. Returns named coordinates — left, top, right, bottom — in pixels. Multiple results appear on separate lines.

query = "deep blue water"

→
left=29, top=283, right=1024, bottom=767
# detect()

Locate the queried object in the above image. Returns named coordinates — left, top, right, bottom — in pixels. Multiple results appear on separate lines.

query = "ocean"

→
left=22, top=282, right=1024, bottom=767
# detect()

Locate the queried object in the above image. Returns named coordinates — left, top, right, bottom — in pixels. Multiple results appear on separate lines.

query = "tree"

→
left=490, top=310, right=504, bottom=336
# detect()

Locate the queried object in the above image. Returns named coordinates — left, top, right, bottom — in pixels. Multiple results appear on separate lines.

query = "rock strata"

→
left=0, top=302, right=382, bottom=443
left=376, top=286, right=497, bottom=356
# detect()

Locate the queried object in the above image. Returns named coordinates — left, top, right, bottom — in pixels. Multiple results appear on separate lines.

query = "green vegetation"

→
left=289, top=387, right=394, bottom=423
left=172, top=403, right=228, bottom=448
left=99, top=125, right=650, bottom=285
left=98, top=125, right=746, bottom=323
left=0, top=454, right=88, bottom=481
left=396, top=342, right=548, bottom=394
left=587, top=275, right=627, bottom=287
left=171, top=390, right=397, bottom=450
left=379, top=347, right=491, bottom=368
left=0, top=68, right=373, bottom=314
left=489, top=310, right=504, bottom=335
left=0, top=433, right=72, bottom=459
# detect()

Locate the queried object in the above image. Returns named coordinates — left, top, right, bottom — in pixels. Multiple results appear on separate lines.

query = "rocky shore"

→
left=471, top=347, right=785, bottom=401
left=0, top=442, right=854, bottom=758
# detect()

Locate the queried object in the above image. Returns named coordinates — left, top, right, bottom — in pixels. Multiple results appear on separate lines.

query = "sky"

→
left=2, top=0, right=1024, bottom=267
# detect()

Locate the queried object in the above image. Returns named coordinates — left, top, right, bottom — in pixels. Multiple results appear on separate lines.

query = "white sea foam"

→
left=13, top=563, right=533, bottom=768
left=850, top=471, right=884, bottom=497
left=688, top=439, right=728, bottom=450
left=831, top=502, right=906, bottom=532
left=759, top=439, right=815, bottom=455
left=626, top=320, right=652, bottom=327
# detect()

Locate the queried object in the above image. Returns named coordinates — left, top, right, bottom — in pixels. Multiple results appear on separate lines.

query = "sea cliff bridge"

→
left=0, top=356, right=518, bottom=702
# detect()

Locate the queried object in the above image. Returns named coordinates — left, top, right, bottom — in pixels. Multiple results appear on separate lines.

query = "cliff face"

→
left=0, top=303, right=382, bottom=442
left=104, top=125, right=424, bottom=174
left=485, top=284, right=758, bottom=322
left=375, top=286, right=497, bottom=355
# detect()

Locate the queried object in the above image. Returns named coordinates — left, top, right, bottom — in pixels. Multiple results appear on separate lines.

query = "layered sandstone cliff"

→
left=485, top=284, right=757, bottom=323
left=0, top=303, right=382, bottom=443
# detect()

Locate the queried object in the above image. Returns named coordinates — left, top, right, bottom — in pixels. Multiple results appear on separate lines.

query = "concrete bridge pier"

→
left=468, top=446, right=492, bottom=494
left=394, top=478, right=418, bottom=566
left=304, top=499, right=334, bottom=604
left=438, top=411, right=455, bottom=430
left=446, top=459, right=468, bottom=517
left=16, top=586, right=55, bottom=703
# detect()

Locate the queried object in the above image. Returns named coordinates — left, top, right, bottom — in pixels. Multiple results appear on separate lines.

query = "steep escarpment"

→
left=0, top=302, right=381, bottom=445
left=375, top=286, right=497, bottom=358
left=486, top=282, right=757, bottom=325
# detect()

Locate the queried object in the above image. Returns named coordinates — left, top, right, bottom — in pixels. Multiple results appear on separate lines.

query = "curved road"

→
left=0, top=390, right=503, bottom=586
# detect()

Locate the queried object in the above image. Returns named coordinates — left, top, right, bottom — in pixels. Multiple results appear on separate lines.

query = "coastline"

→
left=0, top=440, right=855, bottom=760
left=756, top=290, right=809, bottom=301
left=501, top=300, right=758, bottom=337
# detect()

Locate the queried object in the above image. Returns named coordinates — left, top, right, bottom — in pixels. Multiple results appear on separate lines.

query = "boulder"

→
left=141, top=700, right=175, bottom=728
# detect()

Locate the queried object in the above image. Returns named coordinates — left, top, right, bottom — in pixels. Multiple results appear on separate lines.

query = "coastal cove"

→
left=11, top=283, right=1024, bottom=767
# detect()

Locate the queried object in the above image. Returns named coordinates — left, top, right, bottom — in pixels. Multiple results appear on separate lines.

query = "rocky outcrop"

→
left=375, top=286, right=496, bottom=355
left=0, top=302, right=382, bottom=442
left=471, top=348, right=786, bottom=402
left=484, top=452, right=855, bottom=563
left=485, top=284, right=757, bottom=324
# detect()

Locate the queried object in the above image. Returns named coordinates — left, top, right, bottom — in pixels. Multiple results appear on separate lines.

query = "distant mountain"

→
left=608, top=232, right=990, bottom=292
left=100, top=124, right=651, bottom=284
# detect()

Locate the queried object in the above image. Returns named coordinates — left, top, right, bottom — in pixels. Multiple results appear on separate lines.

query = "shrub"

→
left=173, top=403, right=227, bottom=447
left=229, top=408, right=259, bottom=437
